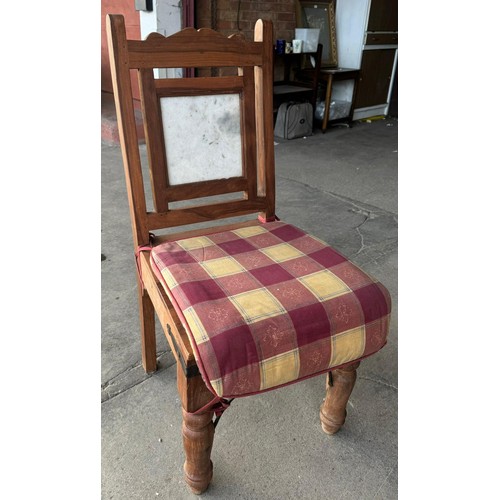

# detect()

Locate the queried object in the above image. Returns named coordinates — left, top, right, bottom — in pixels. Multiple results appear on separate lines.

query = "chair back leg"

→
left=137, top=281, right=157, bottom=373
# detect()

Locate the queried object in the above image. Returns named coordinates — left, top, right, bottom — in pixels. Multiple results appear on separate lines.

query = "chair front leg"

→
left=177, top=363, right=216, bottom=494
left=320, top=361, right=360, bottom=435
left=182, top=409, right=215, bottom=494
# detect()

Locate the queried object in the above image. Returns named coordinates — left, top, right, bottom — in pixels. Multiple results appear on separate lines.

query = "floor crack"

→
left=354, top=223, right=367, bottom=255
left=358, top=375, right=398, bottom=391
left=373, top=463, right=397, bottom=499
left=277, top=174, right=396, bottom=217
left=101, top=373, right=154, bottom=403
left=101, top=359, right=144, bottom=391
left=355, top=223, right=367, bottom=255
left=101, top=351, right=176, bottom=403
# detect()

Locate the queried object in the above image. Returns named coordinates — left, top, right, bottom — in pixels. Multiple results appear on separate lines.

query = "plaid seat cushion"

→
left=150, top=221, right=391, bottom=398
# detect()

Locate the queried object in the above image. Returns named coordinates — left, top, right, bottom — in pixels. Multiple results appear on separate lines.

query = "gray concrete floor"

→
left=101, top=118, right=398, bottom=499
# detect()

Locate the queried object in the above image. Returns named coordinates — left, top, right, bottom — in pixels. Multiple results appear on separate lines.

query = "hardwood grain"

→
left=155, top=75, right=244, bottom=96
left=127, top=29, right=263, bottom=69
left=253, top=20, right=275, bottom=219
left=137, top=282, right=157, bottom=373
left=320, top=362, right=360, bottom=435
left=106, top=14, right=150, bottom=247
left=181, top=409, right=214, bottom=494
left=139, top=251, right=195, bottom=364
left=178, top=364, right=216, bottom=494
left=164, top=177, right=247, bottom=203
left=137, top=68, right=169, bottom=213
left=241, top=66, right=258, bottom=200
left=146, top=198, right=267, bottom=230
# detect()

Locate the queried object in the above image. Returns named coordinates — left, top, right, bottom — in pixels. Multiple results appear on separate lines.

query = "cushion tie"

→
left=188, top=395, right=234, bottom=429
left=258, top=213, right=280, bottom=223
left=135, top=233, right=156, bottom=290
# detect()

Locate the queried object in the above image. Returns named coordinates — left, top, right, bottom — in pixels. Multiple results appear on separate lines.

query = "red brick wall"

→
left=196, top=0, right=297, bottom=41
left=101, top=0, right=141, bottom=99
left=196, top=0, right=297, bottom=78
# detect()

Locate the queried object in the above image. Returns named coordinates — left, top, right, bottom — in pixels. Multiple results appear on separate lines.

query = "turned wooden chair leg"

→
left=182, top=409, right=215, bottom=494
left=137, top=280, right=157, bottom=373
left=320, top=361, right=360, bottom=435
left=177, top=363, right=216, bottom=494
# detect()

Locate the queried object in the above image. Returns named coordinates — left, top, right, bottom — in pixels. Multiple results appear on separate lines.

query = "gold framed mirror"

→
left=295, top=0, right=338, bottom=68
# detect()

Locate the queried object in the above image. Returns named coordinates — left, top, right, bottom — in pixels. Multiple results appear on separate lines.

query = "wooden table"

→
left=319, top=68, right=360, bottom=133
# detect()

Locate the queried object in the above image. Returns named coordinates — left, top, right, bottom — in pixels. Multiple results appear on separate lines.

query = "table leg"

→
left=321, top=74, right=333, bottom=133
left=348, top=74, right=360, bottom=125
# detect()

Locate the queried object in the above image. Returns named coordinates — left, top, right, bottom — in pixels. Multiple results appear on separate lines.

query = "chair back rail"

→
left=106, top=14, right=275, bottom=248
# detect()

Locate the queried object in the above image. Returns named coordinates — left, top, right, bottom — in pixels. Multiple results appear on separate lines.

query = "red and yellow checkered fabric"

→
left=150, top=222, right=391, bottom=398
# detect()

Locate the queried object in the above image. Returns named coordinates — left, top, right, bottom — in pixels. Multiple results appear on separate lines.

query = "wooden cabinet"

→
left=355, top=48, right=396, bottom=109
left=335, top=0, right=398, bottom=119
left=366, top=0, right=398, bottom=32
left=365, top=33, right=398, bottom=45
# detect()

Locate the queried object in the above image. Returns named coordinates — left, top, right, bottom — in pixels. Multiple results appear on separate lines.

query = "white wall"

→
left=140, top=1, right=183, bottom=78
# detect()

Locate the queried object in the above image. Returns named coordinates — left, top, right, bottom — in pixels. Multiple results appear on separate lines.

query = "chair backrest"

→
left=106, top=15, right=276, bottom=249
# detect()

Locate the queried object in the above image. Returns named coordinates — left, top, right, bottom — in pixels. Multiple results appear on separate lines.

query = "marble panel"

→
left=160, top=94, right=243, bottom=185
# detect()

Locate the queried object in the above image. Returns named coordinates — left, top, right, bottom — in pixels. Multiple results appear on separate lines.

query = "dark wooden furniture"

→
left=334, top=0, right=397, bottom=119
left=318, top=67, right=360, bottom=132
left=366, top=0, right=398, bottom=32
left=273, top=44, right=323, bottom=118
left=106, top=15, right=382, bottom=494
left=355, top=49, right=396, bottom=110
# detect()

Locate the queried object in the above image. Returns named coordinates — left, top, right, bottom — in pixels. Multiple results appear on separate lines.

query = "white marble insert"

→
left=160, top=94, right=243, bottom=185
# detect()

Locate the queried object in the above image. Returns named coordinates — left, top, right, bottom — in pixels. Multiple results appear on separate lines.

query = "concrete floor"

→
left=101, top=118, right=398, bottom=499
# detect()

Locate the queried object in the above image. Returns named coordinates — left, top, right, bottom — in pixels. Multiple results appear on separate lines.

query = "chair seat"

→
left=150, top=221, right=390, bottom=398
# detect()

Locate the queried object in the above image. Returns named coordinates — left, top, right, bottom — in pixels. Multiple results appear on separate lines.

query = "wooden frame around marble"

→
left=137, top=64, right=262, bottom=221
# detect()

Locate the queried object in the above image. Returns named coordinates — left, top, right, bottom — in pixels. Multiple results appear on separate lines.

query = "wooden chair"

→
left=106, top=15, right=391, bottom=494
